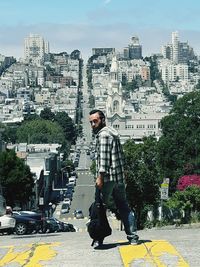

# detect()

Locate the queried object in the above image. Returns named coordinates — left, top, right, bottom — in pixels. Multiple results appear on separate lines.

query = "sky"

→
left=1, top=0, right=200, bottom=60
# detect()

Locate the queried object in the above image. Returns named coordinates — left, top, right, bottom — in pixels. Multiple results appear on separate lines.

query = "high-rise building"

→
left=128, top=36, right=142, bottom=59
left=123, top=36, right=142, bottom=60
left=24, top=34, right=49, bottom=65
left=161, top=31, right=196, bottom=64
left=172, top=31, right=179, bottom=64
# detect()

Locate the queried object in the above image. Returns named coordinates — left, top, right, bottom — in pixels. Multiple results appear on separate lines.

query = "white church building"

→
left=98, top=55, right=169, bottom=144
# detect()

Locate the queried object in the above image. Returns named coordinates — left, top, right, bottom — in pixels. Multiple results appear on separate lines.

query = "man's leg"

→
left=112, top=183, right=139, bottom=243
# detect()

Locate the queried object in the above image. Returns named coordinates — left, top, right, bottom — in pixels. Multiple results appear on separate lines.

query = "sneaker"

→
left=92, top=240, right=103, bottom=249
left=129, top=238, right=138, bottom=245
left=128, top=234, right=139, bottom=245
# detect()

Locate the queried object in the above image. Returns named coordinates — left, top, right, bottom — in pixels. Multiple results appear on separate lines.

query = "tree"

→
left=0, top=149, right=34, bottom=207
left=40, top=107, right=55, bottom=121
left=157, top=91, right=200, bottom=192
left=70, top=49, right=81, bottom=60
left=123, top=136, right=161, bottom=229
left=16, top=119, right=65, bottom=144
left=0, top=123, right=17, bottom=143
left=144, top=55, right=161, bottom=83
left=54, top=112, right=77, bottom=144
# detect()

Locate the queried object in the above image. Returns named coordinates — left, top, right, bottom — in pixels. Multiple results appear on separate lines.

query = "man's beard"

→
left=92, top=121, right=105, bottom=135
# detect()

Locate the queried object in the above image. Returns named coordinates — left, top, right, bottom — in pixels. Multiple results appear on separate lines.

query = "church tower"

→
left=106, top=55, right=125, bottom=117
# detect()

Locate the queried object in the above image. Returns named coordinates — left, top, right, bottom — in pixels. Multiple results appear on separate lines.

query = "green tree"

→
left=0, top=149, right=34, bottom=207
left=16, top=119, right=65, bottom=144
left=54, top=112, right=77, bottom=144
left=88, top=94, right=95, bottom=108
left=0, top=123, right=17, bottom=143
left=40, top=107, right=55, bottom=121
left=157, top=91, right=200, bottom=192
left=144, top=55, right=162, bottom=83
left=123, top=136, right=160, bottom=229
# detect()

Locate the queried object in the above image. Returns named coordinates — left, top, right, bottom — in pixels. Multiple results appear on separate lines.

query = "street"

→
left=0, top=225, right=199, bottom=266
left=1, top=65, right=199, bottom=267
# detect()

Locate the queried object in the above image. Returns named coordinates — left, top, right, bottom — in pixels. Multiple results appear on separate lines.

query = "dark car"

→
left=12, top=211, right=45, bottom=235
left=67, top=184, right=75, bottom=192
left=51, top=218, right=76, bottom=232
left=14, top=211, right=43, bottom=220
left=12, top=214, right=38, bottom=235
left=44, top=217, right=60, bottom=233
left=62, top=222, right=76, bottom=232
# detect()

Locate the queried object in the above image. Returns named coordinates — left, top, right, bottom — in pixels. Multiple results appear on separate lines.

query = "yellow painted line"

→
left=119, top=239, right=189, bottom=267
left=0, top=242, right=60, bottom=267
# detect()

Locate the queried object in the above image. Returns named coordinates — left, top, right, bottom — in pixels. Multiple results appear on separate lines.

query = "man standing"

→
left=89, top=109, right=139, bottom=248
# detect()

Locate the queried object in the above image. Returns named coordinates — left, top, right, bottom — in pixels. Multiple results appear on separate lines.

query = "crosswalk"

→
left=77, top=171, right=93, bottom=176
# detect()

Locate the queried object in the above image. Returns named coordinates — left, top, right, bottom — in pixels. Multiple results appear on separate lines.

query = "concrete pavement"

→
left=51, top=196, right=199, bottom=267
left=0, top=224, right=199, bottom=266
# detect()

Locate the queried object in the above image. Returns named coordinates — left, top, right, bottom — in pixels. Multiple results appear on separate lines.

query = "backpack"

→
left=87, top=188, right=112, bottom=245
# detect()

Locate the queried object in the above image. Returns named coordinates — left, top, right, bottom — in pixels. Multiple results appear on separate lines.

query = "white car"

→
left=68, top=177, right=76, bottom=186
left=0, top=215, right=16, bottom=234
left=60, top=203, right=70, bottom=214
left=63, top=198, right=71, bottom=206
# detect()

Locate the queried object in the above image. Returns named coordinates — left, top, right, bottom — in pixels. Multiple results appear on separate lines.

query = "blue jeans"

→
left=101, top=181, right=137, bottom=240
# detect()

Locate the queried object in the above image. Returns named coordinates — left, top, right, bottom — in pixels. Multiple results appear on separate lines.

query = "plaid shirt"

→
left=95, top=126, right=125, bottom=183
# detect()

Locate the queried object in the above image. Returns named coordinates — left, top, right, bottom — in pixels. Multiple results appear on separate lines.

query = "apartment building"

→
left=24, top=34, right=49, bottom=66
left=159, top=59, right=188, bottom=83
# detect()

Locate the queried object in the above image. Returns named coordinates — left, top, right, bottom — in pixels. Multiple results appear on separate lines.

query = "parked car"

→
left=65, top=192, right=73, bottom=201
left=62, top=222, right=76, bottom=232
left=0, top=215, right=16, bottom=235
left=67, top=184, right=75, bottom=192
left=14, top=211, right=43, bottom=220
left=12, top=214, right=39, bottom=235
left=68, top=177, right=76, bottom=186
left=63, top=198, right=71, bottom=206
left=60, top=203, right=70, bottom=214
left=74, top=209, right=84, bottom=219
left=44, top=217, right=60, bottom=233
left=70, top=171, right=78, bottom=178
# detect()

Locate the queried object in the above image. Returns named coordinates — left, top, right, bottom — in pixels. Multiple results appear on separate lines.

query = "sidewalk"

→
left=0, top=221, right=199, bottom=266
left=52, top=204, right=200, bottom=266
left=41, top=225, right=199, bottom=267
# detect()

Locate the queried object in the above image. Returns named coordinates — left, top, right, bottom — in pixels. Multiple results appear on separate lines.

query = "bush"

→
left=177, top=174, right=200, bottom=191
left=163, top=186, right=200, bottom=224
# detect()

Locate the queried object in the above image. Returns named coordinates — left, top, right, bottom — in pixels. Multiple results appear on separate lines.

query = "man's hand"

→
left=96, top=176, right=103, bottom=189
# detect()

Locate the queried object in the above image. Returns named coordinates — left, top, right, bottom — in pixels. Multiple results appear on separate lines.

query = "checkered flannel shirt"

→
left=95, top=127, right=125, bottom=183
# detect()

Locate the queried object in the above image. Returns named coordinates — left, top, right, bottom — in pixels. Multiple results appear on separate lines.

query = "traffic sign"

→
left=161, top=187, right=169, bottom=200
left=161, top=178, right=169, bottom=200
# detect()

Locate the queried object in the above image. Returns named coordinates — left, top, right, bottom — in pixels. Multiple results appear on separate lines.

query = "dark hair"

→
left=89, top=109, right=105, bottom=120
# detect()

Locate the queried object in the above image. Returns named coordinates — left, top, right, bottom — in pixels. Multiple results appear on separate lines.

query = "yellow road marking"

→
left=0, top=242, right=60, bottom=267
left=119, top=240, right=189, bottom=267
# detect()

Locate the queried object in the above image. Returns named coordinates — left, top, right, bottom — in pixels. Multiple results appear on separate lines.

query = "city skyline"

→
left=1, top=0, right=200, bottom=60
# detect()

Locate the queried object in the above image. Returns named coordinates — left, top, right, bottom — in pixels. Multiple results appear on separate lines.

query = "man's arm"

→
left=96, top=134, right=111, bottom=188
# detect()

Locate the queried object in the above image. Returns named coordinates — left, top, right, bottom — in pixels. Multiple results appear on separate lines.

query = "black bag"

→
left=87, top=187, right=112, bottom=245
